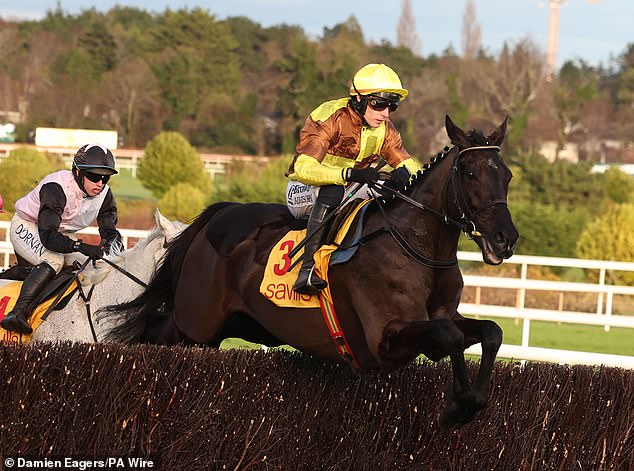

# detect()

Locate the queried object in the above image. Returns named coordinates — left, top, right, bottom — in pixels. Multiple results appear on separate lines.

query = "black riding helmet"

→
left=72, top=143, right=118, bottom=193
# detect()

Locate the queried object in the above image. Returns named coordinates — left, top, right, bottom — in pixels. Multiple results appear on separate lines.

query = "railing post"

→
left=518, top=263, right=530, bottom=348
left=597, top=267, right=606, bottom=315
left=605, top=291, right=613, bottom=333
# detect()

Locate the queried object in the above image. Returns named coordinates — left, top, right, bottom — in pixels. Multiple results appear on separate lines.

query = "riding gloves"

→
left=345, top=167, right=380, bottom=185
left=75, top=242, right=104, bottom=260
left=389, top=166, right=411, bottom=190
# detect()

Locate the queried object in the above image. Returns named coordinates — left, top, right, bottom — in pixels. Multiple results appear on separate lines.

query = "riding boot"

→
left=293, top=201, right=334, bottom=295
left=0, top=262, right=56, bottom=334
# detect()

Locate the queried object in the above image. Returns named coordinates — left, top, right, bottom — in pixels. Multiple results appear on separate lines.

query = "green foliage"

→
left=51, top=48, right=101, bottom=87
left=510, top=201, right=591, bottom=258
left=576, top=203, right=634, bottom=284
left=143, top=8, right=239, bottom=132
left=599, top=167, right=634, bottom=204
left=158, top=183, right=207, bottom=223
left=78, top=20, right=118, bottom=72
left=510, top=152, right=605, bottom=211
left=0, top=148, right=64, bottom=212
left=137, top=132, right=210, bottom=199
left=210, top=156, right=292, bottom=204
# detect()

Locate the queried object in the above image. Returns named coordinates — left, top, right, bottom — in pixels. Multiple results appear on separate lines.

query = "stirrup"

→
left=294, top=265, right=327, bottom=295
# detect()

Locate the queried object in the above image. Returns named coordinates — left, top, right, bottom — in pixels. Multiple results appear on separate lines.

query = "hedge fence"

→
left=0, top=342, right=632, bottom=470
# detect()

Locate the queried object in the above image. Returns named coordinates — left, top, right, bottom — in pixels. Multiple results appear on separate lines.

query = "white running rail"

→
left=1, top=221, right=633, bottom=368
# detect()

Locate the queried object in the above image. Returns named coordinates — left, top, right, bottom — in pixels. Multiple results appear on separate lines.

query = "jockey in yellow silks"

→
left=285, top=63, right=421, bottom=295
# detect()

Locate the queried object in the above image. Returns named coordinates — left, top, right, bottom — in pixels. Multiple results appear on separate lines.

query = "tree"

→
left=210, top=155, right=291, bottom=204
left=137, top=132, right=210, bottom=199
left=158, top=183, right=206, bottom=223
left=143, top=8, right=240, bottom=136
left=600, top=167, right=634, bottom=204
left=509, top=152, right=606, bottom=211
left=396, top=0, right=422, bottom=56
left=511, top=201, right=590, bottom=258
left=461, top=0, right=481, bottom=60
left=0, top=148, right=64, bottom=212
left=577, top=203, right=634, bottom=284
left=552, top=60, right=600, bottom=161
left=464, top=39, right=545, bottom=149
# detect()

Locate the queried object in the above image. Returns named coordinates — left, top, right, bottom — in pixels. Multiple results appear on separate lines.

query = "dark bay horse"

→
left=104, top=115, right=518, bottom=428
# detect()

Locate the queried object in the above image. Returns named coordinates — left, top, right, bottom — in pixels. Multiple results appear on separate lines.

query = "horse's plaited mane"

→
left=397, top=127, right=489, bottom=192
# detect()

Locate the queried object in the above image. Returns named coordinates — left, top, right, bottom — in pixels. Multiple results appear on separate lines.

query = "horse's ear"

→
left=445, top=114, right=469, bottom=147
left=488, top=116, right=508, bottom=147
left=155, top=208, right=177, bottom=235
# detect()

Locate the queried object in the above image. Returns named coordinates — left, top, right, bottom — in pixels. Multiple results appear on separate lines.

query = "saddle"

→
left=0, top=265, right=80, bottom=341
left=325, top=198, right=375, bottom=265
left=260, top=198, right=374, bottom=308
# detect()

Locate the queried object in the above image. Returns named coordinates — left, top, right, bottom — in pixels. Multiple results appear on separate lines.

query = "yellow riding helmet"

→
left=349, top=63, right=408, bottom=101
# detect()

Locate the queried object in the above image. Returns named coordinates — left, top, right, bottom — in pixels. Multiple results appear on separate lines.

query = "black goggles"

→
left=82, top=171, right=110, bottom=184
left=367, top=96, right=399, bottom=112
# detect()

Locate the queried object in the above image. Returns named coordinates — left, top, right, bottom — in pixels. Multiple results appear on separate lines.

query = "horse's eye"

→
left=464, top=169, right=476, bottom=178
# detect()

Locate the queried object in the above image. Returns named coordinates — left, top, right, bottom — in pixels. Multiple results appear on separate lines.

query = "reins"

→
left=75, top=257, right=147, bottom=342
left=38, top=255, right=148, bottom=342
left=98, top=256, right=149, bottom=289
left=369, top=144, right=506, bottom=268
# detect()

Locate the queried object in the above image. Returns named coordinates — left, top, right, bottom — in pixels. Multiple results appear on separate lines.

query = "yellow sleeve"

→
left=396, top=157, right=423, bottom=175
left=291, top=154, right=347, bottom=186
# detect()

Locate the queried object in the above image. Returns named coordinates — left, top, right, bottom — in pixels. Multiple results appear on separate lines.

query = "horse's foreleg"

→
left=453, top=315, right=502, bottom=408
left=378, top=319, right=477, bottom=428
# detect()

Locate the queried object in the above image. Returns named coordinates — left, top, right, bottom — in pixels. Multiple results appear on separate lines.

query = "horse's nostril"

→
left=493, top=232, right=506, bottom=245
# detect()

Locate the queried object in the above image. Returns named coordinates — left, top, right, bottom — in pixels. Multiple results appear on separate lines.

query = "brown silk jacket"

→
left=285, top=98, right=420, bottom=186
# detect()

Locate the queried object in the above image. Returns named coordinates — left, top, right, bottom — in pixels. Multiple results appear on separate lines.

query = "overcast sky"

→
left=2, top=0, right=632, bottom=68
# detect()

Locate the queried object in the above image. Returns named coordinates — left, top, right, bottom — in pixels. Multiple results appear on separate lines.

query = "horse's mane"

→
left=100, top=203, right=234, bottom=342
left=383, top=127, right=487, bottom=198
left=465, top=129, right=490, bottom=146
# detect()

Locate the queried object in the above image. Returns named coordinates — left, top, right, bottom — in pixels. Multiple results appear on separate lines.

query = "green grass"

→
left=218, top=317, right=634, bottom=358
left=108, top=168, right=155, bottom=202
left=482, top=316, right=634, bottom=356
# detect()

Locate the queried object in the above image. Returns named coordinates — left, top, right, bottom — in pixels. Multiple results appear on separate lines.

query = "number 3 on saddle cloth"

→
left=260, top=199, right=373, bottom=309
left=0, top=271, right=79, bottom=343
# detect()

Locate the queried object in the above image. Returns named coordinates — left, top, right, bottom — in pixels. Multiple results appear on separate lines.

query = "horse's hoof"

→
left=439, top=401, right=468, bottom=430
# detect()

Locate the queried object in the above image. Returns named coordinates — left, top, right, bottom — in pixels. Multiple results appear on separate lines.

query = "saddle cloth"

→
left=260, top=199, right=372, bottom=308
left=0, top=279, right=78, bottom=343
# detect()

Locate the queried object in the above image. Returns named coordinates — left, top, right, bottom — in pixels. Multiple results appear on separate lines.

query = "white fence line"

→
left=0, top=143, right=275, bottom=178
left=1, top=221, right=633, bottom=368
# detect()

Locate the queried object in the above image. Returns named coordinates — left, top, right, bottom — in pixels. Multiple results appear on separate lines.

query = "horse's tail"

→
left=102, top=202, right=236, bottom=343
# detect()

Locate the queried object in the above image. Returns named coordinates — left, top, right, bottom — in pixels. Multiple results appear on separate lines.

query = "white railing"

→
left=458, top=251, right=634, bottom=369
left=0, top=143, right=275, bottom=178
left=0, top=222, right=147, bottom=268
left=1, top=220, right=633, bottom=368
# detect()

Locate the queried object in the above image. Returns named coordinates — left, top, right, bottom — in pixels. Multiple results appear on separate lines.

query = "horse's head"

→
left=445, top=115, right=519, bottom=265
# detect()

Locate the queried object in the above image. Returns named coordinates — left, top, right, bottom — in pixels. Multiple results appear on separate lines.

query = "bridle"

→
left=451, top=145, right=506, bottom=239
left=369, top=144, right=507, bottom=268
